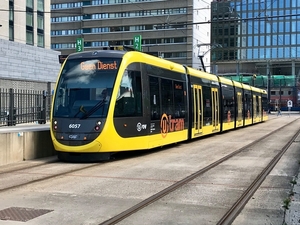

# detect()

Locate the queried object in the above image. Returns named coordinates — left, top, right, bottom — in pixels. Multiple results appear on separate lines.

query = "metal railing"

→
left=0, top=88, right=52, bottom=126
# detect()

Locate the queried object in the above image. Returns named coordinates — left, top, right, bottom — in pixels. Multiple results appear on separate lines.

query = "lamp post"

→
left=252, top=74, right=256, bottom=86
left=267, top=61, right=271, bottom=111
left=279, top=79, right=282, bottom=109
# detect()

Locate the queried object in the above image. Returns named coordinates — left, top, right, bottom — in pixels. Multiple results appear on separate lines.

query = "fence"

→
left=0, top=88, right=52, bottom=126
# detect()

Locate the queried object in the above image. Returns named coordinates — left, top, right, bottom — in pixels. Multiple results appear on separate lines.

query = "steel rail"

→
left=0, top=158, right=58, bottom=175
left=99, top=118, right=299, bottom=225
left=0, top=162, right=103, bottom=193
left=217, top=127, right=300, bottom=225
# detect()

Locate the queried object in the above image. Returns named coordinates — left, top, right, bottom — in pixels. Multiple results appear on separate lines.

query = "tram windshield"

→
left=53, top=58, right=121, bottom=118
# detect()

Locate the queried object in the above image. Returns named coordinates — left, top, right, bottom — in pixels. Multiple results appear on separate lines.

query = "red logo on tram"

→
left=160, top=113, right=184, bottom=138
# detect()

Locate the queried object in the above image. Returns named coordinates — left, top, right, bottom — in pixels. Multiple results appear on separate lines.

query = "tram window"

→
left=149, top=76, right=160, bottom=120
left=244, top=93, right=252, bottom=116
left=256, top=96, right=259, bottom=113
left=262, top=95, right=268, bottom=112
left=161, top=78, right=174, bottom=116
left=221, top=85, right=234, bottom=121
left=114, top=64, right=143, bottom=117
left=174, top=81, right=186, bottom=118
left=202, top=86, right=212, bottom=125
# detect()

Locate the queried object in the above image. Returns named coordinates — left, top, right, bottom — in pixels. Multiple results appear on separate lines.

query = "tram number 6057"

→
left=69, top=124, right=81, bottom=129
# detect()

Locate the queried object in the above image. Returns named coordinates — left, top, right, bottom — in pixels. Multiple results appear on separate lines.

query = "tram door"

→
left=237, top=92, right=243, bottom=126
left=193, top=85, right=203, bottom=136
left=211, top=88, right=219, bottom=131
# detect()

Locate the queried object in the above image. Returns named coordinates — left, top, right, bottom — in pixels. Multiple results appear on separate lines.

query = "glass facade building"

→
left=211, top=0, right=300, bottom=107
left=211, top=0, right=300, bottom=73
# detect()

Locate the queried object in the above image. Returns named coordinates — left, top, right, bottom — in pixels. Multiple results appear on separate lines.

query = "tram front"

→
left=51, top=53, right=122, bottom=161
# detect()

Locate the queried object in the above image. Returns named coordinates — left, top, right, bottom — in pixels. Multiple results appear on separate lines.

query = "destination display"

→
left=80, top=61, right=118, bottom=70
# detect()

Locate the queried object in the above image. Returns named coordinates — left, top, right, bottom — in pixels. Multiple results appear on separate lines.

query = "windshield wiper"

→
left=74, top=105, right=87, bottom=118
left=80, top=99, right=106, bottom=119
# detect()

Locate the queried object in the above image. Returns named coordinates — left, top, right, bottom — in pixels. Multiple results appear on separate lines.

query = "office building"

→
left=50, top=0, right=211, bottom=69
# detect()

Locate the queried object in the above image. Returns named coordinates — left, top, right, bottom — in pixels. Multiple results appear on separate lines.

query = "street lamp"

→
left=252, top=74, right=256, bottom=86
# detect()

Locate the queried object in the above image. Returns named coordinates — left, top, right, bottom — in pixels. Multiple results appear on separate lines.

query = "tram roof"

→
left=218, top=76, right=234, bottom=86
left=187, top=67, right=219, bottom=82
left=67, top=50, right=126, bottom=60
left=123, top=51, right=186, bottom=73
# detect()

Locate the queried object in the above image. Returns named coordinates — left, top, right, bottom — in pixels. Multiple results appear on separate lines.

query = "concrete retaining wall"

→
left=0, top=130, right=55, bottom=166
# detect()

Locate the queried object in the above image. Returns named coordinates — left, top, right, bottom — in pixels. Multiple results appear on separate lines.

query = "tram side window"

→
left=149, top=76, right=161, bottom=120
left=222, top=85, right=234, bottom=121
left=244, top=93, right=252, bottom=117
left=202, top=86, right=212, bottom=125
left=262, top=95, right=268, bottom=113
left=161, top=78, right=174, bottom=116
left=174, top=81, right=186, bottom=118
left=256, top=95, right=259, bottom=114
left=114, top=66, right=142, bottom=117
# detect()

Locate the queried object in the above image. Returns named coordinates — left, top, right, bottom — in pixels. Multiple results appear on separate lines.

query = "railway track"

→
left=0, top=148, right=164, bottom=194
left=0, top=162, right=102, bottom=193
left=0, top=157, right=59, bottom=175
left=98, top=118, right=300, bottom=225
left=217, top=124, right=300, bottom=224
left=0, top=114, right=286, bottom=193
left=0, top=116, right=298, bottom=224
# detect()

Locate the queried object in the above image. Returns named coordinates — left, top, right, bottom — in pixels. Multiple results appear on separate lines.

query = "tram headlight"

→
left=94, top=121, right=101, bottom=131
left=53, top=120, right=58, bottom=130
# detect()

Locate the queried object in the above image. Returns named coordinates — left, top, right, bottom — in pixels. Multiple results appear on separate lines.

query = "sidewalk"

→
left=269, top=111, right=300, bottom=116
left=284, top=117, right=300, bottom=225
left=285, top=171, right=300, bottom=224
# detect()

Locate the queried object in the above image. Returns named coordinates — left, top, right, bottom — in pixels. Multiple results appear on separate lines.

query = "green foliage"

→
left=290, top=180, right=297, bottom=185
left=283, top=198, right=291, bottom=210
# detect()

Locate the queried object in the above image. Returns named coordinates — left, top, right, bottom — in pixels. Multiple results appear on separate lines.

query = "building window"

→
left=26, top=0, right=33, bottom=8
left=26, top=0, right=34, bottom=46
left=37, top=0, right=44, bottom=12
left=37, top=15, right=44, bottom=29
left=37, top=33, right=44, bottom=47
left=26, top=12, right=33, bottom=26
left=9, top=26, right=14, bottom=41
left=9, top=0, right=14, bottom=41
left=26, top=30, right=34, bottom=45
left=37, top=1, right=44, bottom=48
left=9, top=3, right=14, bottom=21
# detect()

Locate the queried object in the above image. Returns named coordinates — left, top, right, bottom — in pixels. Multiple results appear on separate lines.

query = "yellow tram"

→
left=50, top=50, right=268, bottom=161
